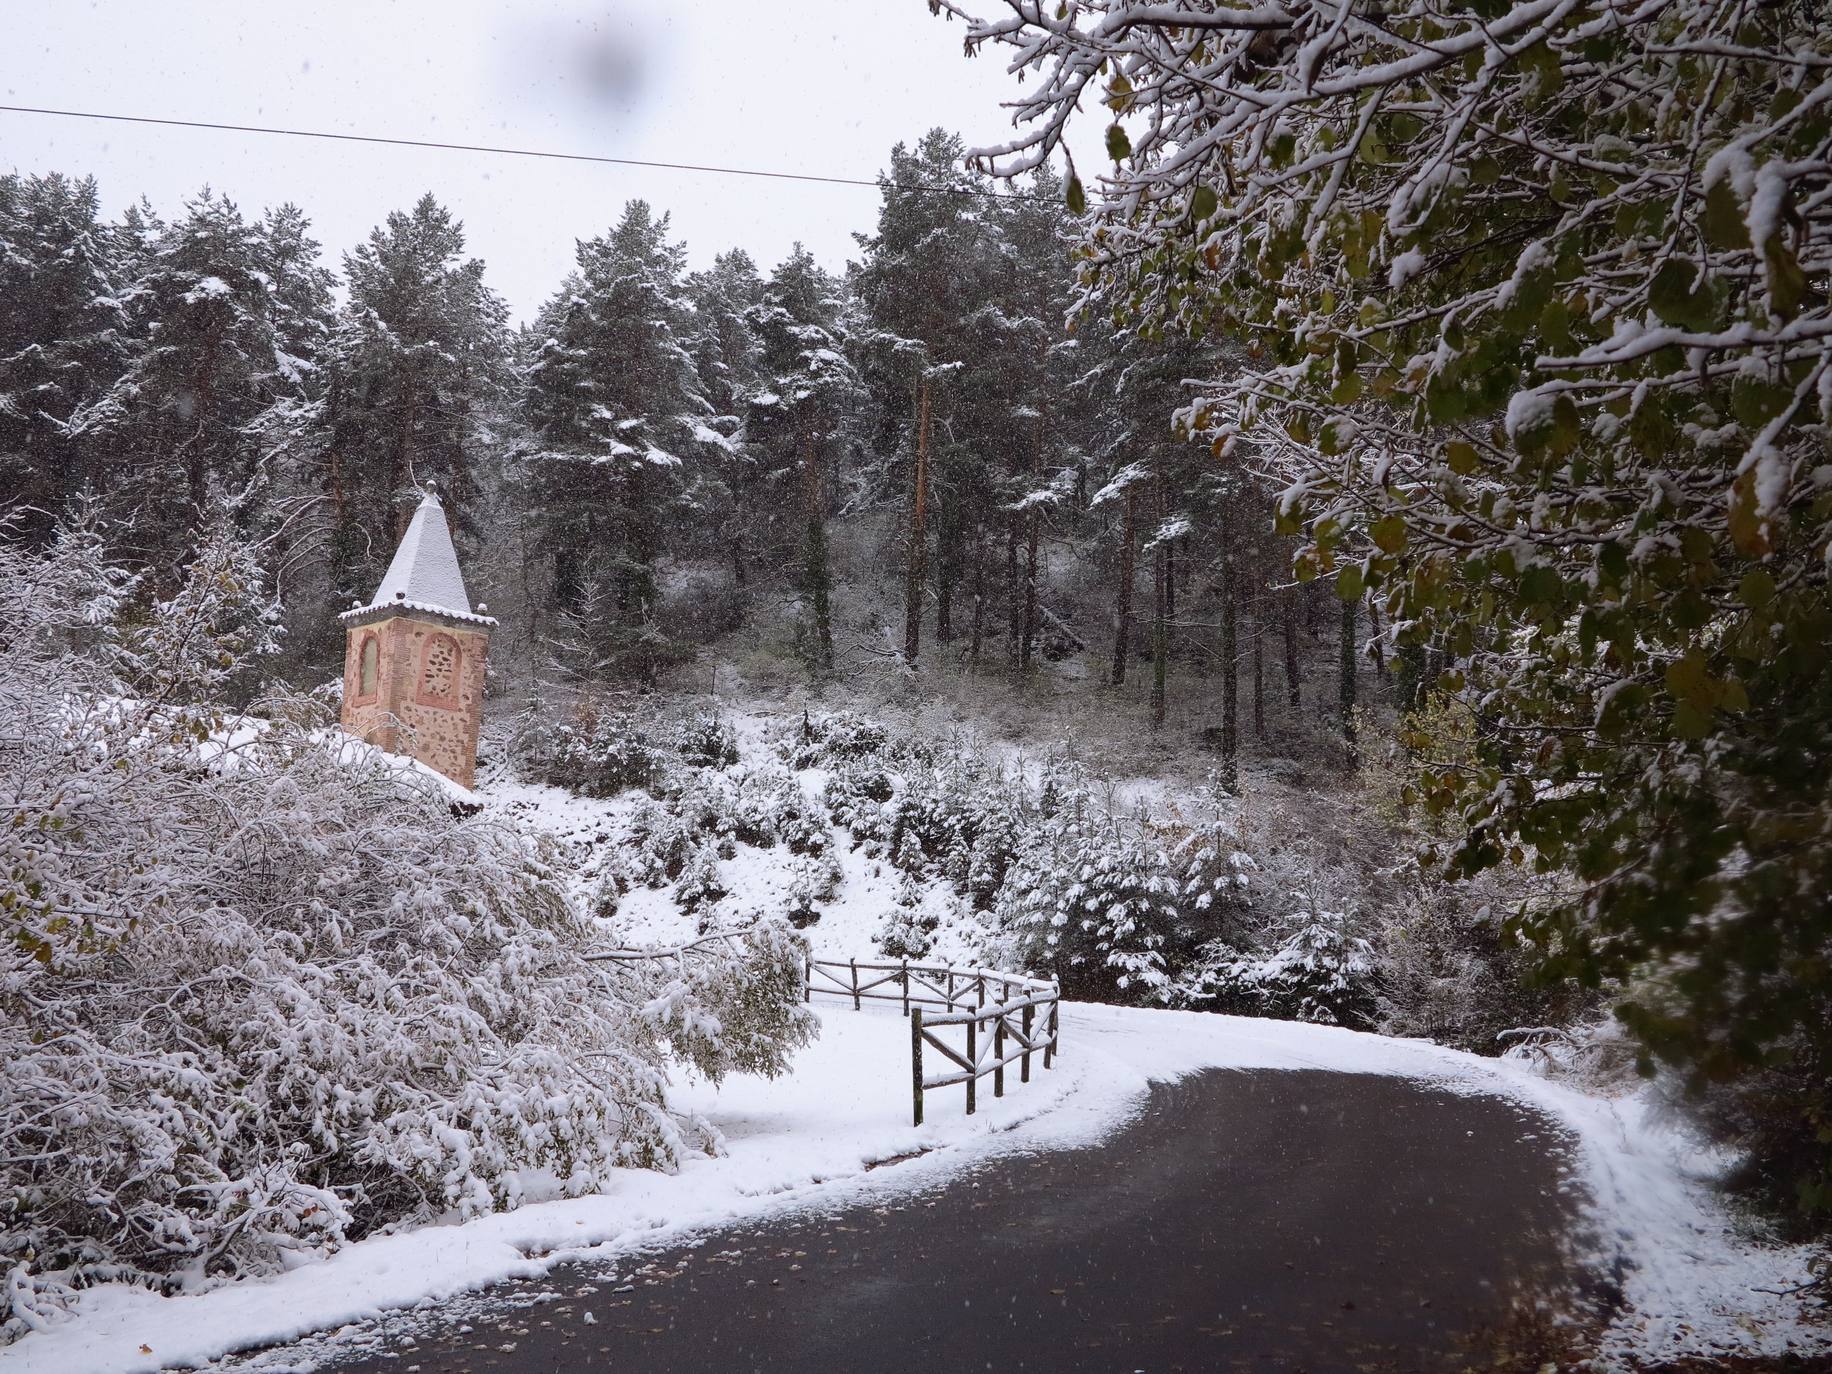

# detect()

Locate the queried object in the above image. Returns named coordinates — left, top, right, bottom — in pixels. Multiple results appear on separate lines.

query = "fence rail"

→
left=805, top=956, right=1060, bottom=1125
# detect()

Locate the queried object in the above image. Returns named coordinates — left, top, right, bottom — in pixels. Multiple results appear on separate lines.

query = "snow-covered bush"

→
left=671, top=709, right=738, bottom=770
left=627, top=797, right=697, bottom=888
left=877, top=872, right=940, bottom=960
left=517, top=700, right=678, bottom=797
left=673, top=843, right=729, bottom=919
left=785, top=709, right=888, bottom=769
left=996, top=784, right=1180, bottom=1001
left=631, top=922, right=819, bottom=1085
left=821, top=756, right=895, bottom=847
left=0, top=533, right=814, bottom=1338
left=784, top=853, right=841, bottom=929
left=1186, top=903, right=1376, bottom=1027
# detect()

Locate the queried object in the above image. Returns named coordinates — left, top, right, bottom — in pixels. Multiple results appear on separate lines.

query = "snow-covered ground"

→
left=10, top=1001, right=1825, bottom=1372
left=10, top=722, right=1825, bottom=1372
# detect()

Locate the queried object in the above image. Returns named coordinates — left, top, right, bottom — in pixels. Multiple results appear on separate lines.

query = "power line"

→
left=0, top=103, right=1048, bottom=204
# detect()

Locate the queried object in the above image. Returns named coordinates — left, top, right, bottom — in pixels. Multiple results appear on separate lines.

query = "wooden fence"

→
left=805, top=957, right=1060, bottom=1125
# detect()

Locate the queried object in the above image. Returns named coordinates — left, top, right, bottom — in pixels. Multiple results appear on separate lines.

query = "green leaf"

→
left=1765, top=237, right=1808, bottom=321
left=1739, top=568, right=1776, bottom=610
left=1649, top=260, right=1715, bottom=331
left=1671, top=699, right=1712, bottom=740
left=1445, top=441, right=1479, bottom=475
left=1190, top=185, right=1218, bottom=224
left=1703, top=179, right=1750, bottom=250
left=1336, top=565, right=1364, bottom=601
left=1066, top=176, right=1087, bottom=216
left=1106, top=124, right=1131, bottom=162
left=1371, top=515, right=1407, bottom=553
left=1665, top=653, right=1712, bottom=706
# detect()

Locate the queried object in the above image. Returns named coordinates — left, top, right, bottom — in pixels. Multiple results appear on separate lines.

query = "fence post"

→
left=1045, top=996, right=1058, bottom=1069
left=804, top=952, right=812, bottom=1003
left=965, top=1017, right=978, bottom=1116
left=911, top=1008, right=924, bottom=1127
left=851, top=957, right=860, bottom=1012
left=994, top=1014, right=1006, bottom=1098
left=945, top=964, right=955, bottom=1010
left=976, top=973, right=985, bottom=1010
left=901, top=959, right=910, bottom=1017
left=1021, top=1004, right=1034, bottom=1084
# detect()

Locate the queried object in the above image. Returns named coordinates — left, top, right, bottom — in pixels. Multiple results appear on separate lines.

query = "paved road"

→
left=265, top=1070, right=1593, bottom=1374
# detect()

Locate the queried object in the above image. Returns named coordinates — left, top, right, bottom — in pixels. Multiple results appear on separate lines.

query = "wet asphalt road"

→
left=265, top=1069, right=1590, bottom=1374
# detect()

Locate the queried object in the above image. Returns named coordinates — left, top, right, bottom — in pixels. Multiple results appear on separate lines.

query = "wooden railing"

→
left=805, top=957, right=1060, bottom=1125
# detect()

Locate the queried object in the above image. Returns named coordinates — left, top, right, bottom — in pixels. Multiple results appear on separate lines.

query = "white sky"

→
left=2, top=0, right=1069, bottom=321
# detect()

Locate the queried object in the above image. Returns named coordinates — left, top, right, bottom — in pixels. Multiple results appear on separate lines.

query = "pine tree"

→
left=745, top=246, right=864, bottom=671
left=319, top=195, right=509, bottom=635
left=519, top=200, right=715, bottom=683
left=77, top=190, right=284, bottom=567
left=0, top=174, right=134, bottom=543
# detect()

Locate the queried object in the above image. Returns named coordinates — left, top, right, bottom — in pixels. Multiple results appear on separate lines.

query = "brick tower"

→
left=339, top=486, right=495, bottom=789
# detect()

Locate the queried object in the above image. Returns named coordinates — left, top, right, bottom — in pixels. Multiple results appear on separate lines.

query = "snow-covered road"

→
left=6, top=1003, right=1826, bottom=1371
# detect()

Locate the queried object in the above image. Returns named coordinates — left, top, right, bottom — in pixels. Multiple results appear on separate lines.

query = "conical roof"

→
left=341, top=487, right=496, bottom=626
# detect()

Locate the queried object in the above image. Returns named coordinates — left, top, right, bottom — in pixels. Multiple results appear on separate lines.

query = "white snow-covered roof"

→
left=340, top=489, right=497, bottom=627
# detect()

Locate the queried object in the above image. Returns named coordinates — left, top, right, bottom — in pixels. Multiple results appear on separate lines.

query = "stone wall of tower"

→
left=340, top=613, right=490, bottom=790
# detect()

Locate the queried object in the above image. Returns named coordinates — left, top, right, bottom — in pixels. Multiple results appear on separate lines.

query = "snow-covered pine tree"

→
left=316, top=195, right=510, bottom=650
left=745, top=246, right=865, bottom=670
left=996, top=779, right=1178, bottom=1002
left=683, top=249, right=764, bottom=593
left=0, top=174, right=136, bottom=545
left=73, top=190, right=285, bottom=565
left=518, top=200, right=719, bottom=683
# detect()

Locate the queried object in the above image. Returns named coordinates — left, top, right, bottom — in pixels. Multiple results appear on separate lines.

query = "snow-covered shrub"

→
left=785, top=709, right=888, bottom=769
left=822, top=756, right=895, bottom=847
left=516, top=699, right=677, bottom=797
left=673, top=774, right=741, bottom=852
left=627, top=797, right=697, bottom=887
left=636, top=922, right=819, bottom=1083
left=783, top=853, right=841, bottom=929
left=671, top=709, right=738, bottom=770
left=725, top=764, right=816, bottom=850
left=1370, top=875, right=1580, bottom=1049
left=877, top=868, right=939, bottom=959
left=996, top=785, right=1180, bottom=1001
left=673, top=843, right=729, bottom=918
left=0, top=533, right=814, bottom=1338
left=1187, top=904, right=1376, bottom=1027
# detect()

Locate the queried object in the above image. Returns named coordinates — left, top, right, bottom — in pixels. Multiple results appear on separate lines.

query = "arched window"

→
left=418, top=633, right=461, bottom=707
left=357, top=635, right=380, bottom=699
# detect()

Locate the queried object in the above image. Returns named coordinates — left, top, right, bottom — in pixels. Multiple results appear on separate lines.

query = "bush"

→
left=518, top=702, right=676, bottom=797
left=0, top=534, right=815, bottom=1337
left=673, top=709, right=739, bottom=770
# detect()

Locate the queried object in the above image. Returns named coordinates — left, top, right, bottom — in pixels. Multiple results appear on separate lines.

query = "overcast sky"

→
left=3, top=0, right=1067, bottom=321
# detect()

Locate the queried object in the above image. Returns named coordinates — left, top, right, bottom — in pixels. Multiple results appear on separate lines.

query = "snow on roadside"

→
left=13, top=1000, right=1824, bottom=1372
left=1, top=1002, right=1138, bottom=1374
left=1071, top=1003, right=1830, bottom=1366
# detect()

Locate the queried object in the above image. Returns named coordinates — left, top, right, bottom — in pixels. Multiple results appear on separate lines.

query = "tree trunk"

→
left=1150, top=477, right=1168, bottom=731
left=1220, top=549, right=1238, bottom=788
left=1109, top=485, right=1136, bottom=687
left=902, top=378, right=930, bottom=666
left=969, top=526, right=986, bottom=663
left=1283, top=586, right=1302, bottom=712
left=1252, top=577, right=1266, bottom=738
left=1340, top=592, right=1359, bottom=769
left=1021, top=414, right=1042, bottom=672
left=802, top=423, right=833, bottom=672
left=1005, top=518, right=1021, bottom=662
